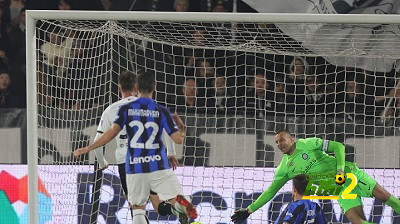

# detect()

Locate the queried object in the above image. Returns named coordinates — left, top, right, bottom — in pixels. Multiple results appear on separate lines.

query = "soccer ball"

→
left=335, top=174, right=346, bottom=185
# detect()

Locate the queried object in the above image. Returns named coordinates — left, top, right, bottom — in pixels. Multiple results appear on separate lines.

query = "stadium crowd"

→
left=1, top=0, right=400, bottom=121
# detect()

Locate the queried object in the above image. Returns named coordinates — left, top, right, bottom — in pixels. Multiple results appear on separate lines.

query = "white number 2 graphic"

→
left=129, top=120, right=160, bottom=149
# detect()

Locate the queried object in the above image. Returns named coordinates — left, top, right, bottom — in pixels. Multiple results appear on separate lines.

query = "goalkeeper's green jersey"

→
left=247, top=137, right=346, bottom=213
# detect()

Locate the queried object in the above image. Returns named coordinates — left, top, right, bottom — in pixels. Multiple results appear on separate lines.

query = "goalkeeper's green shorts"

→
left=338, top=162, right=377, bottom=214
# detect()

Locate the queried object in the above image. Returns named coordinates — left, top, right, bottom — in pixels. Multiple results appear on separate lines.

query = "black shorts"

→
left=118, top=163, right=128, bottom=196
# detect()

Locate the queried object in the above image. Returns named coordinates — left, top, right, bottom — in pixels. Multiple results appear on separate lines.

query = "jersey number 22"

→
left=129, top=120, right=159, bottom=149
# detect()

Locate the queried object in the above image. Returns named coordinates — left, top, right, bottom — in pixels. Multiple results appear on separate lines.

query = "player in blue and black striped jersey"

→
left=74, top=71, right=197, bottom=224
left=275, top=174, right=326, bottom=224
left=114, top=91, right=176, bottom=174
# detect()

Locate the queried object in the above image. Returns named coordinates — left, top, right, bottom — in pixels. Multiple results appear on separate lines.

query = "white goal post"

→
left=26, top=10, right=400, bottom=224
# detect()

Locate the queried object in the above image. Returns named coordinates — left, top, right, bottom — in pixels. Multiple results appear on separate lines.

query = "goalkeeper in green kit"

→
left=231, top=129, right=400, bottom=224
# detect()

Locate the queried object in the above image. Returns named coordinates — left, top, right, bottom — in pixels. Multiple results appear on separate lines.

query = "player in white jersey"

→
left=93, top=71, right=189, bottom=223
left=75, top=71, right=197, bottom=223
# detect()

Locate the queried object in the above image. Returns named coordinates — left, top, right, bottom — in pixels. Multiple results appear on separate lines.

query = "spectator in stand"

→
left=0, top=70, right=24, bottom=108
left=195, top=59, right=215, bottom=79
left=6, top=7, right=27, bottom=106
left=58, top=0, right=74, bottom=10
left=7, top=7, right=26, bottom=104
left=203, top=0, right=232, bottom=42
left=174, top=0, right=189, bottom=12
left=274, top=75, right=286, bottom=114
left=212, top=0, right=226, bottom=12
left=199, top=0, right=231, bottom=12
left=288, top=57, right=308, bottom=81
left=301, top=75, right=326, bottom=115
left=185, top=29, right=224, bottom=67
left=243, top=70, right=275, bottom=167
left=377, top=73, right=400, bottom=119
left=285, top=57, right=309, bottom=114
left=244, top=70, right=275, bottom=118
left=173, top=78, right=205, bottom=112
left=10, top=0, right=24, bottom=27
left=62, top=39, right=101, bottom=110
left=184, top=28, right=227, bottom=75
left=9, top=7, right=25, bottom=53
left=194, top=58, right=215, bottom=89
left=206, top=75, right=235, bottom=112
left=336, top=73, right=375, bottom=121
left=0, top=47, right=10, bottom=70
left=100, top=0, right=113, bottom=10
left=0, top=3, right=11, bottom=70
left=1, top=1, right=11, bottom=37
left=376, top=85, right=400, bottom=119
left=358, top=69, right=400, bottom=118
left=185, top=29, right=207, bottom=68
left=169, top=77, right=208, bottom=167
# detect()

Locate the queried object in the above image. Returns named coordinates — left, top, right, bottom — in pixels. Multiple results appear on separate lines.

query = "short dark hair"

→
left=138, top=71, right=155, bottom=94
left=293, top=174, right=309, bottom=195
left=0, top=70, right=10, bottom=75
left=118, top=71, right=137, bottom=92
left=255, top=69, right=266, bottom=76
left=276, top=129, right=292, bottom=136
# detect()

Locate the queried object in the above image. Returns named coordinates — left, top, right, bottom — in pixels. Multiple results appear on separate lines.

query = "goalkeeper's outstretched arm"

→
left=247, top=176, right=289, bottom=213
left=231, top=167, right=289, bottom=224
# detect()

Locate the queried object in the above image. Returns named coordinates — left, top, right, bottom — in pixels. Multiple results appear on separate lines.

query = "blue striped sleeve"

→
left=158, top=105, right=178, bottom=135
left=284, top=203, right=305, bottom=223
left=114, top=104, right=129, bottom=128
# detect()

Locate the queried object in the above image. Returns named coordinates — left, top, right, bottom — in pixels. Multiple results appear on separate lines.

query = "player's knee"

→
left=158, top=201, right=173, bottom=216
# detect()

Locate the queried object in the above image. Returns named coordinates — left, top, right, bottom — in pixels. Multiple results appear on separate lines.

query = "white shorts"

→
left=126, top=168, right=184, bottom=206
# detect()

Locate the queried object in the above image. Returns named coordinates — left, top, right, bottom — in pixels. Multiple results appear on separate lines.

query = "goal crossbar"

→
left=27, top=10, right=400, bottom=24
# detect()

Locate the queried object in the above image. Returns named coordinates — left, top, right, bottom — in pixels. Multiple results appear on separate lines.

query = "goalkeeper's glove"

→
left=231, top=208, right=250, bottom=224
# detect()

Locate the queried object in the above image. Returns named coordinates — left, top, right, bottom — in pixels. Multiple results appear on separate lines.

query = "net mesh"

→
left=33, top=17, right=400, bottom=223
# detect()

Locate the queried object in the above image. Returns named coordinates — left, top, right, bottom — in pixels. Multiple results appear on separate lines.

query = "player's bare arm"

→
left=170, top=113, right=185, bottom=144
left=168, top=155, right=179, bottom=170
left=74, top=124, right=122, bottom=159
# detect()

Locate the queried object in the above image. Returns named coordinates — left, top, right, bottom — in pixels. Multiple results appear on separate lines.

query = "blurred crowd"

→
left=0, top=0, right=253, bottom=110
left=1, top=0, right=400, bottom=125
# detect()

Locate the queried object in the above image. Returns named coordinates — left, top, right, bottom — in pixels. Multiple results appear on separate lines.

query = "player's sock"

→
left=132, top=209, right=149, bottom=224
left=386, top=195, right=400, bottom=214
left=157, top=201, right=173, bottom=216
left=174, top=195, right=198, bottom=219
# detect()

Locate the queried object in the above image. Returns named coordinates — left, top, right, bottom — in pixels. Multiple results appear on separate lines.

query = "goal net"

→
left=27, top=11, right=400, bottom=224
